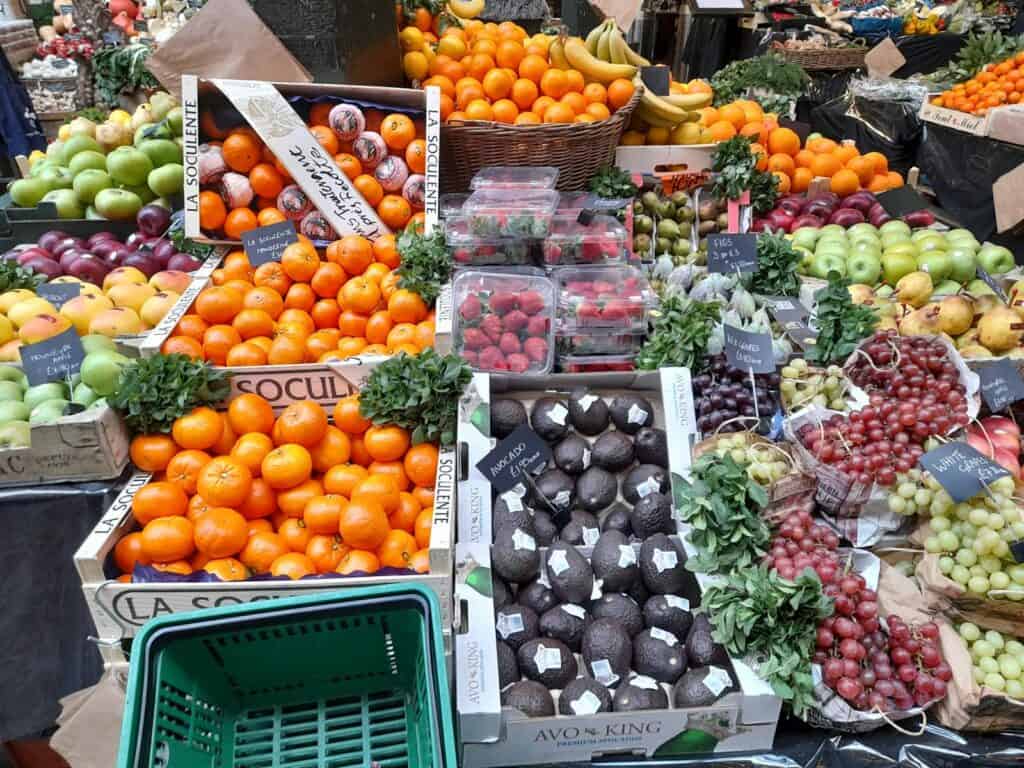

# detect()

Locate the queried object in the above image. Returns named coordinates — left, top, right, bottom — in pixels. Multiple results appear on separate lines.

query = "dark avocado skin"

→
left=591, top=530, right=638, bottom=592
left=590, top=593, right=644, bottom=637
left=622, top=464, right=669, bottom=505
left=532, top=510, right=558, bottom=546
left=569, top=388, right=610, bottom=435
left=559, top=509, right=599, bottom=546
left=532, top=468, right=576, bottom=516
left=644, top=595, right=693, bottom=639
left=496, top=640, right=520, bottom=689
left=686, top=614, right=730, bottom=667
left=554, top=434, right=591, bottom=475
left=502, top=680, right=555, bottom=717
left=495, top=603, right=539, bottom=650
left=582, top=618, right=633, bottom=683
left=613, top=680, right=669, bottom=711
left=635, top=427, right=668, bottom=467
left=591, top=431, right=635, bottom=473
left=559, top=678, right=613, bottom=715
left=630, top=492, right=674, bottom=538
left=530, top=397, right=570, bottom=442
left=539, top=604, right=588, bottom=652
left=545, top=541, right=595, bottom=604
left=610, top=394, right=655, bottom=435
left=519, top=578, right=558, bottom=615
left=517, top=637, right=578, bottom=689
left=601, top=506, right=633, bottom=537
left=633, top=629, right=687, bottom=684
left=576, top=466, right=618, bottom=513
left=673, top=667, right=735, bottom=708
left=639, top=533, right=687, bottom=595
left=492, top=495, right=534, bottom=538
left=492, top=575, right=513, bottom=610
left=491, top=398, right=528, bottom=439
left=491, top=525, right=540, bottom=584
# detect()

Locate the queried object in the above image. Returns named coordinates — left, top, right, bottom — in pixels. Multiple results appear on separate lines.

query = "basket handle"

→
left=871, top=706, right=927, bottom=736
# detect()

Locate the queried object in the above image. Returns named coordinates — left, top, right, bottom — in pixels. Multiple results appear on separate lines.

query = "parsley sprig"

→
left=396, top=228, right=452, bottom=307
left=0, top=261, right=46, bottom=292
left=806, top=272, right=878, bottom=365
left=745, top=231, right=802, bottom=297
left=589, top=165, right=639, bottom=199
left=710, top=136, right=779, bottom=214
left=637, top=296, right=720, bottom=373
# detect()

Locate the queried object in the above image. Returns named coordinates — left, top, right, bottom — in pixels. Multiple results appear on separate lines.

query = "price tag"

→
left=762, top=296, right=817, bottom=349
left=976, top=267, right=1009, bottom=302
left=640, top=66, right=670, bottom=96
left=876, top=186, right=931, bottom=218
left=475, top=423, right=553, bottom=494
left=707, top=233, right=757, bottom=274
left=59, top=4, right=73, bottom=14
left=241, top=221, right=298, bottom=266
left=36, top=282, right=80, bottom=309
left=978, top=358, right=1024, bottom=413
left=134, top=19, right=148, bottom=32
left=723, top=323, right=774, bottom=374
left=918, top=442, right=1010, bottom=503
left=21, top=328, right=85, bottom=386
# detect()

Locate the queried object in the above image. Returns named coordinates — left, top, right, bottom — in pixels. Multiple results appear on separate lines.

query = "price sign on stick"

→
left=918, top=442, right=1010, bottom=503
left=21, top=328, right=85, bottom=386
left=724, top=324, right=774, bottom=374
left=242, top=221, right=298, bottom=266
left=707, top=233, right=757, bottom=274
left=978, top=358, right=1024, bottom=413
left=476, top=423, right=553, bottom=494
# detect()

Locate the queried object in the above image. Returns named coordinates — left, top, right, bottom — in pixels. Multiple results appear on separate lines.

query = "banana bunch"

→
left=634, top=74, right=711, bottom=129
left=550, top=19, right=641, bottom=83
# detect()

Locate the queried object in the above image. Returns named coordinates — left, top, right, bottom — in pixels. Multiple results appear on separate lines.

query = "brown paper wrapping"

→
left=588, top=0, right=644, bottom=30
left=146, top=0, right=311, bottom=98
left=51, top=671, right=126, bottom=768
left=917, top=552, right=1024, bottom=637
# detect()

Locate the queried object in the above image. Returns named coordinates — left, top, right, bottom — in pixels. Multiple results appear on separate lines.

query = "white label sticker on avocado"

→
left=562, top=604, right=586, bottom=620
left=512, top=529, right=536, bottom=551
left=570, top=690, right=603, bottom=715
left=665, top=596, right=690, bottom=611
left=496, top=612, right=524, bottom=638
left=508, top=483, right=527, bottom=498
left=577, top=394, right=599, bottom=412
left=537, top=569, right=551, bottom=588
left=704, top=666, right=731, bottom=696
left=548, top=549, right=569, bottom=576
left=553, top=490, right=572, bottom=508
left=632, top=675, right=659, bottom=691
left=618, top=545, right=637, bottom=568
left=549, top=403, right=568, bottom=426
left=502, top=491, right=524, bottom=513
left=637, top=477, right=661, bottom=499
left=534, top=644, right=563, bottom=674
left=650, top=627, right=678, bottom=646
left=582, top=527, right=599, bottom=546
left=591, top=580, right=604, bottom=600
left=582, top=448, right=591, bottom=469
left=589, top=659, right=619, bottom=686
left=627, top=404, right=649, bottom=426
left=652, top=548, right=678, bottom=573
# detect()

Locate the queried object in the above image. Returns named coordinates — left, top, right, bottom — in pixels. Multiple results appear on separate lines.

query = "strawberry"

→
left=601, top=300, right=630, bottom=324
left=503, top=309, right=528, bottom=332
left=489, top=291, right=518, bottom=315
left=506, top=353, right=530, bottom=373
left=499, top=332, right=522, bottom=355
left=481, top=314, right=504, bottom=342
left=543, top=243, right=562, bottom=265
left=526, top=315, right=549, bottom=337
left=459, top=295, right=482, bottom=321
left=518, top=291, right=546, bottom=316
left=453, top=248, right=472, bottom=264
left=575, top=302, right=601, bottom=325
left=462, top=327, right=488, bottom=350
left=478, top=346, right=505, bottom=370
left=524, top=337, right=549, bottom=363
left=461, top=350, right=478, bottom=365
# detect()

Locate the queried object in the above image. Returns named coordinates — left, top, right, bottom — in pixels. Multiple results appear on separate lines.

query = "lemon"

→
left=646, top=126, right=670, bottom=145
left=28, top=150, right=46, bottom=167
left=437, top=34, right=466, bottom=59
left=109, top=109, right=131, bottom=124
left=57, top=124, right=71, bottom=141
left=400, top=26, right=425, bottom=52
left=671, top=122, right=702, bottom=145
left=403, top=51, right=429, bottom=81
left=620, top=130, right=646, bottom=146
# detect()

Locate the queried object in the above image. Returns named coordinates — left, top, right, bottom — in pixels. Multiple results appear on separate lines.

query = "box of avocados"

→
left=454, top=370, right=780, bottom=762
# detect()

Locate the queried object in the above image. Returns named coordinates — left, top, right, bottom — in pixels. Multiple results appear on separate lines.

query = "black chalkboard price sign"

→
left=36, top=282, right=80, bottom=310
left=707, top=233, right=758, bottom=274
left=20, top=328, right=85, bottom=387
left=476, top=423, right=553, bottom=494
left=723, top=323, right=774, bottom=374
left=978, top=358, right=1024, bottom=413
left=918, top=441, right=1010, bottom=503
left=242, top=221, right=299, bottom=266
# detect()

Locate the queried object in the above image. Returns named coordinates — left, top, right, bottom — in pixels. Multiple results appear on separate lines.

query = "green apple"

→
left=851, top=239, right=881, bottom=257
left=917, top=237, right=948, bottom=254
left=811, top=252, right=846, bottom=279
left=933, top=279, right=962, bottom=295
left=94, top=188, right=143, bottom=221
left=137, top=138, right=181, bottom=168
left=80, top=350, right=130, bottom=396
left=945, top=229, right=980, bottom=249
left=791, top=227, right=820, bottom=250
left=89, top=397, right=109, bottom=411
left=41, top=189, right=84, bottom=219
left=85, top=205, right=104, bottom=220
left=883, top=252, right=919, bottom=284
left=72, top=382, right=98, bottom=407
left=147, top=163, right=184, bottom=198
left=947, top=247, right=977, bottom=284
left=105, top=146, right=153, bottom=186
left=68, top=150, right=107, bottom=176
left=23, top=382, right=68, bottom=411
left=917, top=251, right=952, bottom=282
left=0, top=381, right=22, bottom=402
left=881, top=232, right=912, bottom=250
left=166, top=106, right=183, bottom=136
left=120, top=182, right=156, bottom=204
left=29, top=160, right=56, bottom=178
left=72, top=169, right=112, bottom=205
left=847, top=223, right=878, bottom=240
left=884, top=241, right=919, bottom=260
left=819, top=224, right=847, bottom=238
left=38, top=166, right=74, bottom=190
left=815, top=240, right=849, bottom=257
left=81, top=334, right=117, bottom=355
left=848, top=252, right=882, bottom=285
left=0, top=421, right=31, bottom=448
left=967, top=278, right=996, bottom=295
left=8, top=178, right=49, bottom=208
left=149, top=92, right=176, bottom=121
left=61, top=134, right=102, bottom=165
left=0, top=365, right=23, bottom=384
left=880, top=220, right=912, bottom=237
left=0, top=400, right=30, bottom=424
left=977, top=243, right=1015, bottom=274
left=795, top=246, right=815, bottom=274
left=29, top=398, right=70, bottom=424
left=46, top=140, right=65, bottom=162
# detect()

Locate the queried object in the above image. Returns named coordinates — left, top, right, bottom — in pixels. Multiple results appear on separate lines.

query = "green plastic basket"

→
left=117, top=583, right=455, bottom=768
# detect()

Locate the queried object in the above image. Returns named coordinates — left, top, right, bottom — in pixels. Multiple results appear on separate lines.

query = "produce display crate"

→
left=74, top=445, right=457, bottom=641
left=776, top=46, right=867, bottom=71
left=919, top=102, right=992, bottom=138
left=615, top=144, right=716, bottom=178
left=0, top=405, right=130, bottom=488
left=117, top=583, right=456, bottom=768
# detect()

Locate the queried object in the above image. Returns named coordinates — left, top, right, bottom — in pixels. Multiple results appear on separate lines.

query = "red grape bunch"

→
left=763, top=509, right=841, bottom=584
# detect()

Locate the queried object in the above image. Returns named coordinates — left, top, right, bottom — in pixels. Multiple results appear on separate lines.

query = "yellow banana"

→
left=564, top=39, right=637, bottom=84
left=584, top=21, right=607, bottom=55
left=663, top=93, right=713, bottom=110
left=634, top=77, right=692, bottom=123
left=635, top=102, right=683, bottom=129
left=608, top=26, right=630, bottom=65
left=622, top=40, right=651, bottom=68
left=549, top=38, right=571, bottom=70
left=596, top=25, right=613, bottom=62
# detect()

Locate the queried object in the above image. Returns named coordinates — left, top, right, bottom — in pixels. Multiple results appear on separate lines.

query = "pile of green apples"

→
left=8, top=92, right=184, bottom=221
left=791, top=219, right=1015, bottom=294
left=0, top=334, right=130, bottom=449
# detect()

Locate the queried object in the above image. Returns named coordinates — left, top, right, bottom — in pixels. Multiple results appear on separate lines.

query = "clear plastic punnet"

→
left=554, top=264, right=656, bottom=332
left=445, top=216, right=534, bottom=266
left=462, top=188, right=560, bottom=238
left=542, top=214, right=628, bottom=266
left=439, top=193, right=470, bottom=219
left=558, top=353, right=637, bottom=373
left=555, top=331, right=646, bottom=356
left=469, top=165, right=559, bottom=191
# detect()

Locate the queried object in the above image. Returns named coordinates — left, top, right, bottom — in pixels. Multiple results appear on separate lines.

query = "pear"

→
left=958, top=344, right=993, bottom=359
left=130, top=103, right=155, bottom=132
left=848, top=284, right=876, bottom=305
left=896, top=271, right=933, bottom=308
left=978, top=306, right=1024, bottom=353
left=956, top=328, right=980, bottom=349
left=899, top=305, right=942, bottom=336
left=937, top=295, right=974, bottom=336
left=68, top=116, right=97, bottom=138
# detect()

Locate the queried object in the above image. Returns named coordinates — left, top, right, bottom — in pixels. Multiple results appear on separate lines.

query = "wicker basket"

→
left=777, top=46, right=868, bottom=71
left=439, top=87, right=641, bottom=192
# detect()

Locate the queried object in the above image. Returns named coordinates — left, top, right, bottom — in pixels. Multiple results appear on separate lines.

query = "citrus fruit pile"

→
left=120, top=393, right=439, bottom=580
left=930, top=51, right=1024, bottom=117
left=198, top=104, right=428, bottom=240
left=404, top=17, right=637, bottom=125
left=161, top=234, right=435, bottom=365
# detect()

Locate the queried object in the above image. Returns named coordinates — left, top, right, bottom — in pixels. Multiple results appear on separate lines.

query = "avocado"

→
left=576, top=467, right=618, bottom=513
left=639, top=534, right=687, bottom=594
left=629, top=492, right=674, bottom=538
left=492, top=574, right=513, bottom=610
left=568, top=388, right=610, bottom=435
left=530, top=397, right=570, bottom=443
left=600, top=506, right=633, bottom=537
left=610, top=394, right=655, bottom=435
left=532, top=510, right=558, bottom=546
left=531, top=468, right=575, bottom=517
left=519, top=577, right=558, bottom=616
left=628, top=577, right=651, bottom=607
left=554, top=434, right=592, bottom=475
left=492, top=397, right=528, bottom=439
left=496, top=640, right=520, bottom=689
left=591, top=431, right=635, bottom=473
left=633, top=628, right=687, bottom=684
left=622, top=464, right=669, bottom=505
left=539, top=604, right=588, bottom=652
left=559, top=509, right=600, bottom=546
left=673, top=666, right=736, bottom=708
left=545, top=541, right=595, bottom=604
left=590, top=530, right=638, bottom=592
left=582, top=618, right=633, bottom=686
left=590, top=592, right=644, bottom=637
left=502, top=680, right=555, bottom=717
left=613, top=676, right=669, bottom=711
left=517, top=638, right=578, bottom=689
left=644, top=595, right=693, bottom=639
left=686, top=614, right=729, bottom=668
left=493, top=494, right=534, bottom=538
left=558, top=677, right=613, bottom=715
left=634, top=427, right=668, bottom=467
left=492, top=525, right=540, bottom=584
left=495, top=603, right=539, bottom=650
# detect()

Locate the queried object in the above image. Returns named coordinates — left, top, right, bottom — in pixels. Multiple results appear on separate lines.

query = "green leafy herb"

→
left=170, top=224, right=216, bottom=262
left=358, top=349, right=471, bottom=445
left=396, top=228, right=452, bottom=307
left=637, top=296, right=720, bottom=372
left=92, top=44, right=160, bottom=107
left=745, top=231, right=801, bottom=297
left=0, top=261, right=46, bottom=292
left=110, top=354, right=231, bottom=435
left=806, top=272, right=878, bottom=365
left=65, top=106, right=109, bottom=125
left=589, top=165, right=639, bottom=199
left=702, top=565, right=833, bottom=716
left=710, top=136, right=778, bottom=212
left=676, top=453, right=771, bottom=573
left=711, top=54, right=808, bottom=114
left=749, top=165, right=780, bottom=215
left=930, top=31, right=1024, bottom=85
